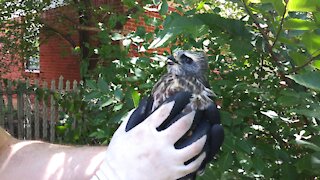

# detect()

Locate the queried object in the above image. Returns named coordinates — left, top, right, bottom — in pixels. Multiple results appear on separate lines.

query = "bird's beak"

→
left=167, top=55, right=178, bottom=65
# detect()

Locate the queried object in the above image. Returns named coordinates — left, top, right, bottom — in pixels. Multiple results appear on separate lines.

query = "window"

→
left=25, top=55, right=40, bottom=73
left=25, top=35, right=40, bottom=73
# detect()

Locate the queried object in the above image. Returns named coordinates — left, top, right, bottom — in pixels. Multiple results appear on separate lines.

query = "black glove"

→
left=125, top=92, right=224, bottom=180
left=177, top=103, right=224, bottom=180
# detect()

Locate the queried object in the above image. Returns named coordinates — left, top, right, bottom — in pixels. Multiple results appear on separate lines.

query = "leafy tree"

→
left=1, top=0, right=320, bottom=179
left=0, top=0, right=150, bottom=78
left=145, top=0, right=320, bottom=178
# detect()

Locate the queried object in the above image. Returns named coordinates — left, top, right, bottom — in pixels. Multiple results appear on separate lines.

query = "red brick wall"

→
left=38, top=5, right=81, bottom=83
left=39, top=35, right=81, bottom=83
left=36, top=0, right=123, bottom=83
left=2, top=1, right=171, bottom=84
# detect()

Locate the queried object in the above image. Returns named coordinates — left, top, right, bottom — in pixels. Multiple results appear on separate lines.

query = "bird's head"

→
left=167, top=50, right=208, bottom=79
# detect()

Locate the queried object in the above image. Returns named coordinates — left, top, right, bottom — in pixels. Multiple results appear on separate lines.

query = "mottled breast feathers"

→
left=151, top=74, right=214, bottom=113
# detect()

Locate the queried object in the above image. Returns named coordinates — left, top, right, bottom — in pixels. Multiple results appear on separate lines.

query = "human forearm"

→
left=0, top=139, right=105, bottom=180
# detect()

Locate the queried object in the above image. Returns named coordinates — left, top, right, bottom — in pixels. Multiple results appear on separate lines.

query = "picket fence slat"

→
left=6, top=81, right=14, bottom=134
left=50, top=80, right=56, bottom=142
left=34, top=79, right=40, bottom=140
left=0, top=81, right=4, bottom=127
left=25, top=79, right=32, bottom=140
left=42, top=81, right=48, bottom=140
left=0, top=77, right=80, bottom=142
left=17, top=81, right=24, bottom=139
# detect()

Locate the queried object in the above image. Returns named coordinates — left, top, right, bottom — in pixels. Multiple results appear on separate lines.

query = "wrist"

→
left=92, top=154, right=123, bottom=180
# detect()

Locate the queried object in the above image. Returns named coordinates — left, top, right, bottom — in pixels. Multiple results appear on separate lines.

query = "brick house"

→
left=1, top=0, right=172, bottom=84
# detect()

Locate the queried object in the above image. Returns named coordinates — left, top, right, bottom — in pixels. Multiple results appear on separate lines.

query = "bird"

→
left=151, top=50, right=215, bottom=179
left=151, top=50, right=214, bottom=114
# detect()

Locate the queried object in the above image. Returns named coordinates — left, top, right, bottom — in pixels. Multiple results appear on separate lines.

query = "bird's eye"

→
left=181, top=54, right=193, bottom=64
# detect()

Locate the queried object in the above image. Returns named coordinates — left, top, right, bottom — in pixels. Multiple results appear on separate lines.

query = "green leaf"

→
left=284, top=19, right=319, bottom=30
left=196, top=1, right=206, bottom=10
left=314, top=12, right=320, bottom=24
left=159, top=0, right=168, bottom=15
left=149, top=13, right=208, bottom=48
left=301, top=32, right=320, bottom=56
left=296, top=139, right=320, bottom=151
left=113, top=104, right=123, bottom=111
left=290, top=108, right=320, bottom=120
left=131, top=90, right=140, bottom=108
left=245, top=0, right=261, bottom=4
left=111, top=33, right=125, bottom=41
left=86, top=80, right=96, bottom=89
left=312, top=60, right=320, bottom=70
left=97, top=77, right=109, bottom=93
left=114, top=88, right=123, bottom=101
left=289, top=51, right=308, bottom=66
left=287, top=0, right=320, bottom=12
left=219, top=153, right=233, bottom=171
left=287, top=71, right=320, bottom=91
left=260, top=0, right=285, bottom=15
left=153, top=0, right=161, bottom=5
left=100, top=98, right=114, bottom=108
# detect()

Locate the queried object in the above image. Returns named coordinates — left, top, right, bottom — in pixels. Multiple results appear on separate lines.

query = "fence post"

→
left=50, top=80, right=56, bottom=142
left=34, top=79, right=40, bottom=139
left=25, top=80, right=32, bottom=139
left=0, top=81, right=4, bottom=127
left=72, top=80, right=79, bottom=131
left=6, top=81, right=14, bottom=135
left=57, top=76, right=63, bottom=142
left=42, top=81, right=48, bottom=140
left=17, top=80, right=24, bottom=139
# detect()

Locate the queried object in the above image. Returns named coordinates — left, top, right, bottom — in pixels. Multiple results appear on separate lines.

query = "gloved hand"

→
left=126, top=92, right=224, bottom=180
left=92, top=92, right=207, bottom=180
left=177, top=103, right=224, bottom=179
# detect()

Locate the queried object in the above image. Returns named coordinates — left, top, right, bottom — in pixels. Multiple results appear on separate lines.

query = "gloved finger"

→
left=125, top=96, right=153, bottom=132
left=156, top=91, right=192, bottom=131
left=175, top=119, right=210, bottom=149
left=178, top=173, right=196, bottom=180
left=177, top=135, right=206, bottom=161
left=163, top=111, right=196, bottom=143
left=207, top=124, right=224, bottom=161
left=175, top=120, right=210, bottom=180
left=179, top=152, right=206, bottom=178
left=178, top=122, right=223, bottom=179
left=204, top=103, right=220, bottom=125
left=158, top=108, right=204, bottom=133
left=199, top=124, right=224, bottom=171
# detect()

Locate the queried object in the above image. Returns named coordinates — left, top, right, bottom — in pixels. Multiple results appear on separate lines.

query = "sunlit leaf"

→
left=131, top=90, right=140, bottom=108
left=287, top=71, right=320, bottom=91
left=287, top=0, right=320, bottom=12
left=284, top=19, right=319, bottom=30
left=100, top=98, right=114, bottom=108
left=301, top=32, right=320, bottom=56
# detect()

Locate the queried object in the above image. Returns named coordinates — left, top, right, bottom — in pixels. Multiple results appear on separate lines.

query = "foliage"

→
left=149, top=0, right=320, bottom=179
left=1, top=0, right=320, bottom=179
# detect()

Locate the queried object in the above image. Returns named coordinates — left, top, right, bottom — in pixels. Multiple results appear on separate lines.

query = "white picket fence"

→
left=0, top=76, right=80, bottom=142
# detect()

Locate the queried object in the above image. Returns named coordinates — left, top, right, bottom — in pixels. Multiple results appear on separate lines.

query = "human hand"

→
left=126, top=92, right=224, bottom=180
left=92, top=93, right=207, bottom=180
left=177, top=103, right=224, bottom=179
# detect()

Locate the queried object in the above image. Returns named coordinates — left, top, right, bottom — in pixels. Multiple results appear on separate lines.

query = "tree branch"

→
left=271, top=1, right=288, bottom=49
left=40, top=20, right=77, bottom=48
left=289, top=51, right=320, bottom=74
left=241, top=1, right=281, bottom=65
